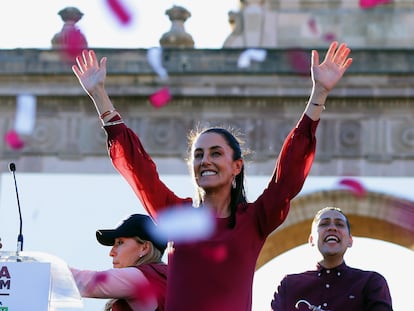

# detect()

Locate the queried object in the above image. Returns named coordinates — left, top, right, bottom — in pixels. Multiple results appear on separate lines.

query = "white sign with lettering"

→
left=0, top=262, right=51, bottom=310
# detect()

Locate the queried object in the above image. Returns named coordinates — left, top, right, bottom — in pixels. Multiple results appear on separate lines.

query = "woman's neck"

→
left=202, top=194, right=231, bottom=218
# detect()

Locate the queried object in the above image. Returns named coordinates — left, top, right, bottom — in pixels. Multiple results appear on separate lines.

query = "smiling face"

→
left=109, top=237, right=148, bottom=268
left=309, top=208, right=353, bottom=267
left=192, top=132, right=242, bottom=193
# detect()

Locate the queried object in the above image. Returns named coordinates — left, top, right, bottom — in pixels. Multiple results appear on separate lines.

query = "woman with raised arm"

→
left=72, top=41, right=352, bottom=311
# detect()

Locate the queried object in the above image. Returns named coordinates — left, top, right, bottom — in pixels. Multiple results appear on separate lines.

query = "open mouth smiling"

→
left=324, top=235, right=340, bottom=243
left=201, top=170, right=217, bottom=176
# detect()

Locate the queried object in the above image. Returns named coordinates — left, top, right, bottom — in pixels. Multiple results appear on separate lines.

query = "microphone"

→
left=9, top=162, right=23, bottom=253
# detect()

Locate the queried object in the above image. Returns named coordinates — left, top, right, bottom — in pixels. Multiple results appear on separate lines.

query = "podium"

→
left=0, top=251, right=83, bottom=310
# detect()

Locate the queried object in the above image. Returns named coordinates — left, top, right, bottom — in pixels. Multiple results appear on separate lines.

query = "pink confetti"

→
left=58, top=27, right=87, bottom=61
left=359, top=0, right=391, bottom=9
left=307, top=18, right=318, bottom=34
left=106, top=0, right=132, bottom=25
left=323, top=32, right=336, bottom=42
left=337, top=178, right=367, bottom=198
left=4, top=130, right=25, bottom=150
left=149, top=87, right=172, bottom=108
left=287, top=49, right=311, bottom=76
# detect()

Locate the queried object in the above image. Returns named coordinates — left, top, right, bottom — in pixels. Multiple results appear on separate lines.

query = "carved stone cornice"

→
left=1, top=49, right=414, bottom=176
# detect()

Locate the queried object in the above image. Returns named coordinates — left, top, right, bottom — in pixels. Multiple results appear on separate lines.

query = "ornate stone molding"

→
left=1, top=49, right=414, bottom=176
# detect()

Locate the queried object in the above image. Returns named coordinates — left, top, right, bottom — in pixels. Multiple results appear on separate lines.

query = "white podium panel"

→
left=0, top=251, right=83, bottom=311
left=0, top=261, right=50, bottom=310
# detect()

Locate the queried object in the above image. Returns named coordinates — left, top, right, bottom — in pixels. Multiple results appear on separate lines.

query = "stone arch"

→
left=256, top=189, right=414, bottom=269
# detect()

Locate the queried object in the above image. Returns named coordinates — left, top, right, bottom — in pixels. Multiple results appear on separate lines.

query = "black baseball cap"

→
left=96, top=214, right=167, bottom=254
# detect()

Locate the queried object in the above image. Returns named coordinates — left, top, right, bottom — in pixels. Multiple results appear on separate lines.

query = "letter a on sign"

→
left=0, top=267, right=10, bottom=279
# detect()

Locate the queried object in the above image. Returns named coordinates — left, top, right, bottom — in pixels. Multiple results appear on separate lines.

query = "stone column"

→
left=159, top=5, right=195, bottom=48
left=223, top=0, right=277, bottom=48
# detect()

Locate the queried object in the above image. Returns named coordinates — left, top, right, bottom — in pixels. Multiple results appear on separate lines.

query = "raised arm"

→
left=305, top=41, right=353, bottom=121
left=72, top=50, right=117, bottom=124
left=72, top=50, right=191, bottom=218
left=255, top=42, right=352, bottom=233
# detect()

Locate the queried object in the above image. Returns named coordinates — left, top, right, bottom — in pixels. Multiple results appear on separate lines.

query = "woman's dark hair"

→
left=187, top=127, right=248, bottom=229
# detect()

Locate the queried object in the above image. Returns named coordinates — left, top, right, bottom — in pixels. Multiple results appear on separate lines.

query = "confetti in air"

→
left=359, top=0, right=391, bottom=9
left=4, top=94, right=37, bottom=150
left=152, top=205, right=215, bottom=243
left=307, top=18, right=319, bottom=35
left=15, top=94, right=36, bottom=135
left=147, top=47, right=171, bottom=108
left=237, top=49, right=267, bottom=68
left=147, top=47, right=169, bottom=81
left=106, top=0, right=133, bottom=25
left=323, top=32, right=337, bottom=42
left=287, top=49, right=311, bottom=75
left=149, top=87, right=172, bottom=108
left=4, top=130, right=25, bottom=150
left=63, top=27, right=87, bottom=60
left=337, top=178, right=367, bottom=198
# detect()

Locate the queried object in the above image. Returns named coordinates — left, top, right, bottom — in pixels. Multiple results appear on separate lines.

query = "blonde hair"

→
left=103, top=236, right=164, bottom=310
left=133, top=236, right=164, bottom=265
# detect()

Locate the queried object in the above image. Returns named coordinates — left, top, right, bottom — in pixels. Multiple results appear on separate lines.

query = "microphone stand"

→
left=9, top=163, right=24, bottom=256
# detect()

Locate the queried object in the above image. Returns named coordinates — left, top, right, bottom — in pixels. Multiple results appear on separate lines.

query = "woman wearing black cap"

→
left=70, top=214, right=167, bottom=311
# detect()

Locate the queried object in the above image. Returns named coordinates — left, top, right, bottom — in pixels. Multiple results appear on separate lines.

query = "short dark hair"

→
left=312, top=206, right=351, bottom=233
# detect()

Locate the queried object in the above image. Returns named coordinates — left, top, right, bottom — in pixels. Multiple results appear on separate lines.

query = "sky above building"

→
left=1, top=0, right=239, bottom=49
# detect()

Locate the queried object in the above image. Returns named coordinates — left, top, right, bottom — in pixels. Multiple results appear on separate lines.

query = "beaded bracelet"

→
left=311, top=102, right=326, bottom=110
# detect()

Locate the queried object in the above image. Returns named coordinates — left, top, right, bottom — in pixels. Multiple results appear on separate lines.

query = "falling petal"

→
left=147, top=47, right=169, bottom=81
left=152, top=205, right=215, bottom=243
left=307, top=18, right=319, bottom=35
left=337, top=178, right=367, bottom=198
left=62, top=27, right=87, bottom=61
left=149, top=87, right=172, bottom=108
left=106, top=0, right=132, bottom=25
left=237, top=49, right=267, bottom=68
left=287, top=49, right=311, bottom=75
left=15, top=94, right=36, bottom=135
left=359, top=0, right=391, bottom=9
left=4, top=130, right=25, bottom=150
left=323, top=32, right=336, bottom=42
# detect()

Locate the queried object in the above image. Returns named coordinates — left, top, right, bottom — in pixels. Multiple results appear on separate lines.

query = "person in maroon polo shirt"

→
left=271, top=207, right=393, bottom=311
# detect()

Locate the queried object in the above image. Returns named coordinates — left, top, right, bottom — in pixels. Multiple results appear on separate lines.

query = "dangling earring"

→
left=232, top=176, right=236, bottom=189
